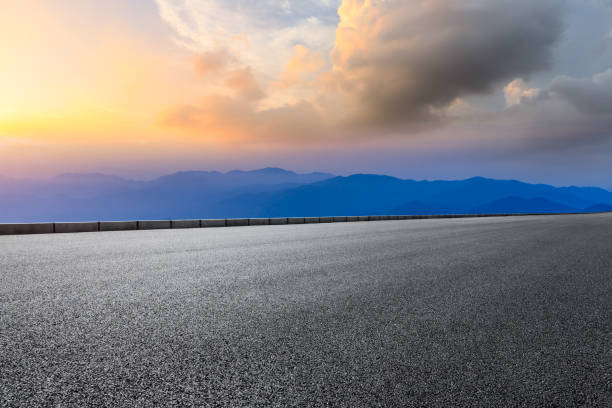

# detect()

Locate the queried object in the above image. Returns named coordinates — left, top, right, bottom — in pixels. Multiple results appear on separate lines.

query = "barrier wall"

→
left=269, top=218, right=288, bottom=225
left=248, top=218, right=270, bottom=226
left=226, top=219, right=249, bottom=227
left=288, top=218, right=305, bottom=224
left=172, top=220, right=201, bottom=229
left=0, top=223, right=55, bottom=235
left=0, top=212, right=608, bottom=235
left=54, top=222, right=98, bottom=234
left=139, top=220, right=172, bottom=230
left=99, top=221, right=138, bottom=232
left=200, top=219, right=224, bottom=228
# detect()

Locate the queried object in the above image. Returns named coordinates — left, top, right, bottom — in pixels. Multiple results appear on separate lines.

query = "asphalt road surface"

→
left=1, top=214, right=611, bottom=407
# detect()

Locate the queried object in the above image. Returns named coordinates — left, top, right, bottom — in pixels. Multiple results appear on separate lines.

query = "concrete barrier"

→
left=0, top=223, right=55, bottom=235
left=226, top=218, right=249, bottom=227
left=138, top=220, right=171, bottom=230
left=171, top=219, right=201, bottom=229
left=99, top=221, right=138, bottom=232
left=2, top=212, right=608, bottom=236
left=269, top=218, right=288, bottom=225
left=248, top=218, right=270, bottom=226
left=201, top=219, right=226, bottom=228
left=54, top=222, right=98, bottom=234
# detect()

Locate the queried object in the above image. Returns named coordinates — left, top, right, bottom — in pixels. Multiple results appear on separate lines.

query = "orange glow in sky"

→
left=2, top=0, right=612, bottom=187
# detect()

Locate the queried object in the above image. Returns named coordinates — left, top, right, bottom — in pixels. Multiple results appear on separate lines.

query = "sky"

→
left=1, top=0, right=612, bottom=187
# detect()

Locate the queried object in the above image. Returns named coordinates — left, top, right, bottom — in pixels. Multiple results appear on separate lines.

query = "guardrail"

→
left=0, top=212, right=609, bottom=236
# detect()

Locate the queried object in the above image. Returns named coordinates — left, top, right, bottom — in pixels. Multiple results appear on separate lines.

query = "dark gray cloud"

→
left=331, top=0, right=564, bottom=124
left=550, top=69, right=612, bottom=113
left=442, top=68, right=612, bottom=157
left=503, top=97, right=612, bottom=154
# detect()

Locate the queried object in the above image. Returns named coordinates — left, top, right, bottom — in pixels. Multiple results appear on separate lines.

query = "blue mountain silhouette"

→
left=0, top=170, right=610, bottom=222
left=221, top=175, right=611, bottom=217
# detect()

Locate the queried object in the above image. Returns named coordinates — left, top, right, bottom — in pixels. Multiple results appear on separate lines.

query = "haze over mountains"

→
left=0, top=168, right=611, bottom=222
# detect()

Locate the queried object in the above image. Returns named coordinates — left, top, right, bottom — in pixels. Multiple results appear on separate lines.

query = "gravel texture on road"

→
left=1, top=214, right=611, bottom=407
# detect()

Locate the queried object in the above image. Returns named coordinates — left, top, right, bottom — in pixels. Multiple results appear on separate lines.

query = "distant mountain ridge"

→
left=0, top=169, right=610, bottom=222
left=220, top=174, right=612, bottom=218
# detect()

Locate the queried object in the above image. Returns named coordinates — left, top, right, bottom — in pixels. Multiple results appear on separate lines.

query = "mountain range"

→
left=0, top=168, right=610, bottom=222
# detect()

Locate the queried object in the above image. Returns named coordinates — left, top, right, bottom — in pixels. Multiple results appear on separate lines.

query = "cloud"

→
left=159, top=95, right=325, bottom=146
left=549, top=69, right=612, bottom=113
left=504, top=79, right=542, bottom=107
left=193, top=51, right=234, bottom=76
left=157, top=0, right=612, bottom=158
left=448, top=68, right=612, bottom=155
left=155, top=0, right=338, bottom=79
left=279, top=45, right=325, bottom=87
left=224, top=68, right=265, bottom=101
left=159, top=94, right=253, bottom=142
left=157, top=0, right=565, bottom=124
left=154, top=1, right=341, bottom=143
left=328, top=0, right=564, bottom=124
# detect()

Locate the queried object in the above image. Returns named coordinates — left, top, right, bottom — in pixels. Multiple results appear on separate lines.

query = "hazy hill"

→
left=0, top=170, right=610, bottom=222
left=222, top=175, right=612, bottom=217
left=150, top=167, right=332, bottom=191
left=0, top=168, right=333, bottom=222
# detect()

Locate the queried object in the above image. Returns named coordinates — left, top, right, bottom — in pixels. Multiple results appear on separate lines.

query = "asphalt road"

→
left=1, top=214, right=611, bottom=407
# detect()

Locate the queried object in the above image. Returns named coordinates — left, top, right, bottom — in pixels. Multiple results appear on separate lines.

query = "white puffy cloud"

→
left=155, top=0, right=338, bottom=80
left=504, top=79, right=542, bottom=107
